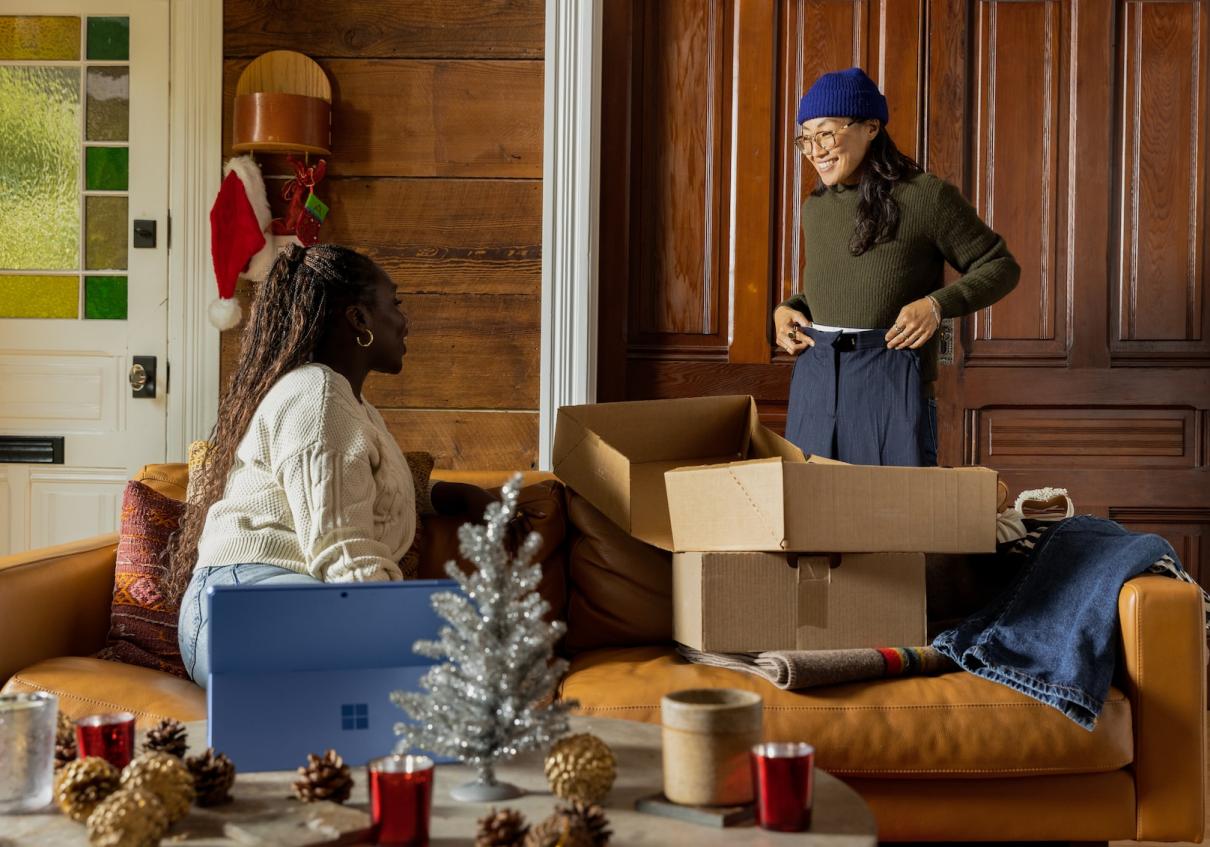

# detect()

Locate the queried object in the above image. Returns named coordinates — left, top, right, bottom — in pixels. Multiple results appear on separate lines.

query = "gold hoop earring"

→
left=357, top=329, right=374, bottom=348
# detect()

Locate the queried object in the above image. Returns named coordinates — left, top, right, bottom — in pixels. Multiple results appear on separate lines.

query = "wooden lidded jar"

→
left=232, top=50, right=331, bottom=156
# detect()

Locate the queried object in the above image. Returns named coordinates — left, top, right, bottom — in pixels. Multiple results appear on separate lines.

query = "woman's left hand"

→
left=886, top=297, right=941, bottom=350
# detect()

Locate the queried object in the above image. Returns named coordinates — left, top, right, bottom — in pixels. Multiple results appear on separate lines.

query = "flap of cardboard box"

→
left=666, top=458, right=997, bottom=554
left=795, top=555, right=832, bottom=633
left=554, top=396, right=801, bottom=550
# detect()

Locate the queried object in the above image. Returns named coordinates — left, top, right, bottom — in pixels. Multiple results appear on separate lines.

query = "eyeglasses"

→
left=793, top=120, right=859, bottom=155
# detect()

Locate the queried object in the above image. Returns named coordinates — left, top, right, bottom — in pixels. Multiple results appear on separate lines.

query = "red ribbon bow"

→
left=272, top=156, right=327, bottom=244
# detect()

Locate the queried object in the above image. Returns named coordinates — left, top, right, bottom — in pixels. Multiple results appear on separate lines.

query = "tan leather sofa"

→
left=2, top=464, right=1204, bottom=842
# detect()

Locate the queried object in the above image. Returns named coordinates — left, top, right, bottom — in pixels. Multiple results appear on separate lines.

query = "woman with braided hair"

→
left=170, top=243, right=494, bottom=688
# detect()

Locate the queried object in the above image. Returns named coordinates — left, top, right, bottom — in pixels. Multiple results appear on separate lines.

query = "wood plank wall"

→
left=220, top=0, right=544, bottom=470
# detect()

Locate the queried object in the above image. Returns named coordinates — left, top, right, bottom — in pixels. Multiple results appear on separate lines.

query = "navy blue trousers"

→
left=784, top=327, right=936, bottom=467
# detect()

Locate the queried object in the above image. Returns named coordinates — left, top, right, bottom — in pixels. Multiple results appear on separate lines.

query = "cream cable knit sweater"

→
left=195, top=363, right=415, bottom=582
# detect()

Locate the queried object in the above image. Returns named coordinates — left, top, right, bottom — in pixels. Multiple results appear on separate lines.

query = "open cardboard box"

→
left=674, top=551, right=926, bottom=652
left=666, top=456, right=997, bottom=553
left=553, top=396, right=800, bottom=550
left=553, top=394, right=997, bottom=554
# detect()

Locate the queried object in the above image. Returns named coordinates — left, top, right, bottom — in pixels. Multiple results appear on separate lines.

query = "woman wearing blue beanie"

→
left=774, top=67, right=1019, bottom=466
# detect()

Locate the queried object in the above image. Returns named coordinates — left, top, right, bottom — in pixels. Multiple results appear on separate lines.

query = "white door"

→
left=0, top=1, right=169, bottom=554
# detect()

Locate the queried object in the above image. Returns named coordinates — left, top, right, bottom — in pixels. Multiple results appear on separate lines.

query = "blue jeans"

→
left=785, top=328, right=937, bottom=467
left=178, top=564, right=319, bottom=688
left=933, top=516, right=1178, bottom=730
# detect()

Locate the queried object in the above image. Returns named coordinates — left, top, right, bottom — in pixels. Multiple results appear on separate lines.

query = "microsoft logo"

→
left=341, top=703, right=369, bottom=731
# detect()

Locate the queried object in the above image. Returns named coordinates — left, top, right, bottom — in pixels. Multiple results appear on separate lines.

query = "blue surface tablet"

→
left=206, top=580, right=457, bottom=772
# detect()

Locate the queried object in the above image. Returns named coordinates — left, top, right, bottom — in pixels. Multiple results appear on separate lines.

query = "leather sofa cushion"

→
left=419, top=480, right=569, bottom=623
left=559, top=646, right=1133, bottom=779
left=2, top=657, right=206, bottom=730
left=134, top=463, right=188, bottom=502
left=563, top=491, right=673, bottom=652
left=849, top=771, right=1136, bottom=842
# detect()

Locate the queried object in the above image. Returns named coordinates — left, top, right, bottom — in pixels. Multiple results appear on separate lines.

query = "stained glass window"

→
left=0, top=16, right=131, bottom=319
left=85, top=17, right=127, bottom=61
left=0, top=16, right=79, bottom=60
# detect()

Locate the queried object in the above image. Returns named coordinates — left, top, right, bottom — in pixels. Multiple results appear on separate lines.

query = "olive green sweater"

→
left=779, top=172, right=1020, bottom=383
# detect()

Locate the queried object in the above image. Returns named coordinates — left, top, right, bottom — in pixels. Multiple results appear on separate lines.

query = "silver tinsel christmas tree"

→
left=391, top=474, right=576, bottom=801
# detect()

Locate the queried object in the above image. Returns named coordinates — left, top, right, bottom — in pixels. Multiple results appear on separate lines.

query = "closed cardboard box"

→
left=666, top=457, right=997, bottom=554
left=553, top=396, right=801, bottom=550
left=673, top=551, right=927, bottom=653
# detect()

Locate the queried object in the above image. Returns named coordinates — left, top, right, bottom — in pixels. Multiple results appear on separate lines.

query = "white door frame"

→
left=166, top=0, right=222, bottom=460
left=539, top=0, right=602, bottom=470
left=168, top=0, right=601, bottom=470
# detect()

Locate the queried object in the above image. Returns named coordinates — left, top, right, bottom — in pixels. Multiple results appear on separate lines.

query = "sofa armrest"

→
left=0, top=534, right=118, bottom=686
left=1118, top=574, right=1206, bottom=841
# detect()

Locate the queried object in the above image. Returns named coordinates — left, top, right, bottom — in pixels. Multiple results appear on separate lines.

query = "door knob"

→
left=129, top=356, right=157, bottom=398
left=128, top=363, right=147, bottom=391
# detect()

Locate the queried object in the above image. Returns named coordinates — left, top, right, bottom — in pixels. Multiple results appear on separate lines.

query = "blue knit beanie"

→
left=796, top=67, right=889, bottom=126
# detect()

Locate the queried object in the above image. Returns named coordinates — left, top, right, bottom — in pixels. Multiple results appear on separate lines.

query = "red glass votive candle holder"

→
left=367, top=753, right=434, bottom=847
left=750, top=741, right=815, bottom=832
left=75, top=712, right=136, bottom=770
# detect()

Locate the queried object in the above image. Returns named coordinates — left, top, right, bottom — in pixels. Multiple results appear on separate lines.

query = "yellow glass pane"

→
left=85, top=196, right=127, bottom=270
left=0, top=16, right=80, bottom=60
left=0, top=67, right=81, bottom=270
left=0, top=275, right=78, bottom=318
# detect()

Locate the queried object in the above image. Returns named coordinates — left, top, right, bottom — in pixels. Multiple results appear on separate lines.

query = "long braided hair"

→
left=165, top=243, right=383, bottom=603
left=812, top=123, right=922, bottom=256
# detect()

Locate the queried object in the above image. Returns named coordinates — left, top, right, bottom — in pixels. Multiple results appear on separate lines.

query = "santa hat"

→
left=207, top=156, right=275, bottom=330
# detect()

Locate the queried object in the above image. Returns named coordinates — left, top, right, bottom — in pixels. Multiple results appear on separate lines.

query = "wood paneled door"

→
left=599, top=0, right=1210, bottom=585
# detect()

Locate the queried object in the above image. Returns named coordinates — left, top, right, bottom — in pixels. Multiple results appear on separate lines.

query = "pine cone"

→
left=86, top=787, right=169, bottom=847
left=141, top=718, right=187, bottom=759
left=293, top=749, right=353, bottom=804
left=55, top=757, right=121, bottom=822
left=544, top=734, right=617, bottom=805
left=55, top=712, right=78, bottom=770
left=121, top=751, right=195, bottom=824
left=476, top=806, right=529, bottom=847
left=185, top=748, right=236, bottom=807
left=522, top=812, right=593, bottom=847
left=558, top=800, right=612, bottom=847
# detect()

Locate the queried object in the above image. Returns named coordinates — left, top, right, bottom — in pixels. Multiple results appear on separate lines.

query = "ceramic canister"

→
left=660, top=688, right=763, bottom=806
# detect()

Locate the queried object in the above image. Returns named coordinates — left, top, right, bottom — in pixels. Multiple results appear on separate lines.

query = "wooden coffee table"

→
left=1, top=716, right=877, bottom=845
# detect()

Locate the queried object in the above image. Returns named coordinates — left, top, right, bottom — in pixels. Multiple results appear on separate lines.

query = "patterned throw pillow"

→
left=95, top=480, right=188, bottom=678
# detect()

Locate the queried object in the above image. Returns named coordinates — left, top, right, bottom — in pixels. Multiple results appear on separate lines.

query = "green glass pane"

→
left=0, top=67, right=80, bottom=270
left=86, top=17, right=128, bottom=60
left=84, top=275, right=126, bottom=319
left=86, top=67, right=127, bottom=141
left=0, top=16, right=80, bottom=60
left=85, top=146, right=128, bottom=190
left=85, top=196, right=127, bottom=270
left=0, top=275, right=78, bottom=318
